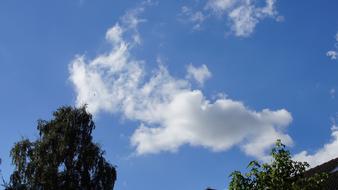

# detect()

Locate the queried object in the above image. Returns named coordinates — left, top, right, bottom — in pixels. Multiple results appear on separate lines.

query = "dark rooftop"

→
left=305, top=157, right=338, bottom=190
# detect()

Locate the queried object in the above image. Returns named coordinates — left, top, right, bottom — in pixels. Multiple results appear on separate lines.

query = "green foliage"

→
left=229, top=140, right=328, bottom=190
left=5, top=106, right=116, bottom=190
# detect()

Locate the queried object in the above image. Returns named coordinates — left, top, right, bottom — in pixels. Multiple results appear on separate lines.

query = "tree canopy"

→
left=229, top=140, right=328, bottom=190
left=5, top=106, right=116, bottom=190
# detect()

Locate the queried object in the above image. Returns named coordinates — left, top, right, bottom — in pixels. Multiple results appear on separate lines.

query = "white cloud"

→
left=327, top=50, right=337, bottom=60
left=181, top=0, right=280, bottom=37
left=227, top=0, right=278, bottom=37
left=327, top=31, right=338, bottom=60
left=257, top=0, right=277, bottom=17
left=69, top=5, right=293, bottom=159
left=121, top=6, right=147, bottom=45
left=294, top=125, right=338, bottom=167
left=228, top=3, right=258, bottom=37
left=131, top=91, right=293, bottom=157
left=205, top=0, right=236, bottom=14
left=186, top=64, right=211, bottom=86
left=179, top=6, right=207, bottom=30
left=106, top=24, right=124, bottom=44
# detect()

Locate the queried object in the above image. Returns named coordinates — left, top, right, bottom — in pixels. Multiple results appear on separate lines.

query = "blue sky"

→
left=1, top=0, right=338, bottom=189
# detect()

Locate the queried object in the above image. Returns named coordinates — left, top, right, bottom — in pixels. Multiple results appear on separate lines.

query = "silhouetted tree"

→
left=5, top=106, right=116, bottom=190
left=229, top=140, right=327, bottom=190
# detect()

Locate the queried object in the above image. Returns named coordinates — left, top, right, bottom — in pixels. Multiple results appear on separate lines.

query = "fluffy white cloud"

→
left=186, top=64, right=211, bottom=86
left=294, top=125, right=338, bottom=167
left=181, top=0, right=280, bottom=37
left=69, top=5, right=293, bottom=159
left=327, top=32, right=338, bottom=60
left=131, top=90, right=292, bottom=158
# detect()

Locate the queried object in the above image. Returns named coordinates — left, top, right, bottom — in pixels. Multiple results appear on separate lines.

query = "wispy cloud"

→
left=69, top=4, right=293, bottom=160
left=186, top=64, right=211, bottom=86
left=327, top=31, right=338, bottom=60
left=205, top=0, right=236, bottom=13
left=180, top=0, right=281, bottom=37
left=179, top=6, right=207, bottom=30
